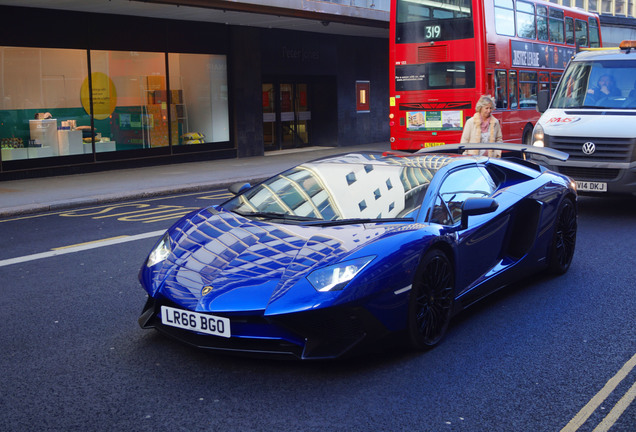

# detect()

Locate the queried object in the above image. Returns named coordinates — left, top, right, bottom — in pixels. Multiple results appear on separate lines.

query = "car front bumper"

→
left=138, top=296, right=391, bottom=360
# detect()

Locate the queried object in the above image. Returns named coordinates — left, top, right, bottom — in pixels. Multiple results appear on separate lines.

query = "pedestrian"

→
left=460, top=94, right=503, bottom=157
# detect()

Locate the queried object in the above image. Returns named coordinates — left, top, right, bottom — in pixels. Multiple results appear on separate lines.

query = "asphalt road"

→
left=0, top=191, right=634, bottom=432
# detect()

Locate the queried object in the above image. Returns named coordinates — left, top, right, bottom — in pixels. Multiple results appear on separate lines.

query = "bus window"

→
left=566, top=17, right=575, bottom=45
left=539, top=72, right=550, bottom=95
left=551, top=73, right=562, bottom=96
left=516, top=1, right=535, bottom=39
left=519, top=71, right=538, bottom=109
left=494, top=0, right=515, bottom=36
left=394, top=62, right=475, bottom=91
left=537, top=5, right=549, bottom=41
left=495, top=70, right=508, bottom=109
left=395, top=0, right=473, bottom=43
left=549, top=9, right=565, bottom=44
left=509, top=71, right=518, bottom=109
left=576, top=19, right=589, bottom=47
left=589, top=18, right=600, bottom=47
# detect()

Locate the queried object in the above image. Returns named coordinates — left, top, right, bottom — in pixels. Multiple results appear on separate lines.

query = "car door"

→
left=433, top=166, right=510, bottom=295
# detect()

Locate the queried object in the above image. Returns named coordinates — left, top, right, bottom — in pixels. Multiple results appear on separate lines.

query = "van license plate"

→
left=576, top=181, right=607, bottom=192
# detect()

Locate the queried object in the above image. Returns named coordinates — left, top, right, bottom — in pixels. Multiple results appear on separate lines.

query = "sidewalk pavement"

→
left=0, top=142, right=390, bottom=217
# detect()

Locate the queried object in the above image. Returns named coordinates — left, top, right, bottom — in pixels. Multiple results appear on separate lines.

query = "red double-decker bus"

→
left=389, top=0, right=601, bottom=150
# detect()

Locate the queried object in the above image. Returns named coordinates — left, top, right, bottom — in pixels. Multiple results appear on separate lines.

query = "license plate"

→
left=425, top=142, right=445, bottom=147
left=576, top=181, right=607, bottom=192
left=161, top=306, right=231, bottom=338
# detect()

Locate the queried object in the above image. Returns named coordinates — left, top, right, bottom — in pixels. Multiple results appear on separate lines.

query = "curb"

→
left=0, top=176, right=268, bottom=218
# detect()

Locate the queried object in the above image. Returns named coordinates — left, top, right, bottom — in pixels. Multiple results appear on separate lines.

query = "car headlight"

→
left=532, top=124, right=545, bottom=147
left=146, top=233, right=171, bottom=267
left=307, top=256, right=375, bottom=292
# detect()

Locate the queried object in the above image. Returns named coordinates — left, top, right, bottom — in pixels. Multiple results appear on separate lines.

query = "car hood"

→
left=152, top=208, right=419, bottom=314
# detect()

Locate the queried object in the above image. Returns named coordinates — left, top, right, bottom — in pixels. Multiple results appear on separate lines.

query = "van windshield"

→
left=551, top=60, right=636, bottom=109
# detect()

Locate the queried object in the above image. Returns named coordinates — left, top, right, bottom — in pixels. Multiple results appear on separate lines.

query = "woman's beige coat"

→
left=460, top=112, right=503, bottom=157
left=460, top=112, right=503, bottom=144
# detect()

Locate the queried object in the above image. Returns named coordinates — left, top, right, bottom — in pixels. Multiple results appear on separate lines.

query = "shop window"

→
left=1, top=47, right=230, bottom=164
left=168, top=53, right=229, bottom=146
left=90, top=50, right=167, bottom=152
left=0, top=47, right=91, bottom=161
left=356, top=81, right=370, bottom=112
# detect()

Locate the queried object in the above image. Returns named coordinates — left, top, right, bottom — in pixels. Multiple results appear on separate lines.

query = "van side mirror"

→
left=537, top=89, right=550, bottom=113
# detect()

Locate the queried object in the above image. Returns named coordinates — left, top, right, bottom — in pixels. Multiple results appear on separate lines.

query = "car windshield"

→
left=221, top=154, right=448, bottom=223
left=551, top=59, right=636, bottom=109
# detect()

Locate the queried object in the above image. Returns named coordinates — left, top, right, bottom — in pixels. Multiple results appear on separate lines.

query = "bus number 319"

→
left=426, top=25, right=441, bottom=39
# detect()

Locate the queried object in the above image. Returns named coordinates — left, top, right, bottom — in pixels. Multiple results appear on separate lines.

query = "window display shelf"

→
left=1, top=146, right=55, bottom=161
left=2, top=148, right=28, bottom=161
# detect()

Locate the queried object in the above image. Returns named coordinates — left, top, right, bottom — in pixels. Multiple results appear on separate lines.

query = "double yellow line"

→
left=562, top=353, right=636, bottom=431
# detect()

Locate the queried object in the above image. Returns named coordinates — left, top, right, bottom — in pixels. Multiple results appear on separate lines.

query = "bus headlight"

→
left=532, top=124, right=545, bottom=147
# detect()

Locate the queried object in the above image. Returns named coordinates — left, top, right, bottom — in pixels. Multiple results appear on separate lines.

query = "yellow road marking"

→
left=593, top=380, right=636, bottom=432
left=51, top=235, right=130, bottom=250
left=561, top=352, right=636, bottom=431
left=0, top=190, right=226, bottom=223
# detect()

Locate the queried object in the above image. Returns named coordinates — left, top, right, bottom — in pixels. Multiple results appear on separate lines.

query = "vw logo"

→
left=582, top=142, right=596, bottom=155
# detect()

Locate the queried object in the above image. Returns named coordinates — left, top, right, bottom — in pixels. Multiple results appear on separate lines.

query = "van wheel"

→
left=522, top=124, right=534, bottom=146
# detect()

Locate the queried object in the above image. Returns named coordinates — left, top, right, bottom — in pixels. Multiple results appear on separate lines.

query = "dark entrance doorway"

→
left=262, top=81, right=311, bottom=152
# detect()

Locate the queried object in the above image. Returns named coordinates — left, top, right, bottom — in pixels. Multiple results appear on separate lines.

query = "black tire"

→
left=547, top=197, right=577, bottom=275
left=522, top=124, right=534, bottom=146
left=408, top=249, right=455, bottom=349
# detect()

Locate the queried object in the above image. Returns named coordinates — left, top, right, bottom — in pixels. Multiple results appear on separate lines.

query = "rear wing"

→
left=415, top=143, right=569, bottom=162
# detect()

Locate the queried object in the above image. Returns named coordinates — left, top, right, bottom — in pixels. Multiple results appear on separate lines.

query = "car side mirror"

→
left=537, top=89, right=550, bottom=113
left=460, top=197, right=499, bottom=230
left=228, top=182, right=251, bottom=195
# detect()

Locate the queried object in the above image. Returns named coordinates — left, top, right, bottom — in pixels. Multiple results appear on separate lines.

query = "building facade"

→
left=0, top=1, right=390, bottom=179
left=2, top=0, right=635, bottom=180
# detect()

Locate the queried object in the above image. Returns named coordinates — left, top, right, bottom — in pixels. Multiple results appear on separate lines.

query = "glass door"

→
left=280, top=83, right=295, bottom=149
left=264, top=81, right=310, bottom=151
left=262, top=83, right=276, bottom=152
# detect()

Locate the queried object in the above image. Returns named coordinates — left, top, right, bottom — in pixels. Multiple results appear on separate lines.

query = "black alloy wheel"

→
left=408, top=249, right=455, bottom=349
left=548, top=197, right=577, bottom=275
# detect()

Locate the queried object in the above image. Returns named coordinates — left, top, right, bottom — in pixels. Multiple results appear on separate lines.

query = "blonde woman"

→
left=461, top=95, right=502, bottom=157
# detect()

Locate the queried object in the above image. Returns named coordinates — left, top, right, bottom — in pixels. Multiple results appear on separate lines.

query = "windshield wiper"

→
left=233, top=210, right=319, bottom=222
left=303, top=217, right=414, bottom=227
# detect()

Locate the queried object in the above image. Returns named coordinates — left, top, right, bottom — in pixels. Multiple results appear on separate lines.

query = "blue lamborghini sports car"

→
left=138, top=144, right=577, bottom=359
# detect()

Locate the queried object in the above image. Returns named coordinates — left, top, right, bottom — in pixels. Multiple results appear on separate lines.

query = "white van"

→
left=532, top=41, right=636, bottom=195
